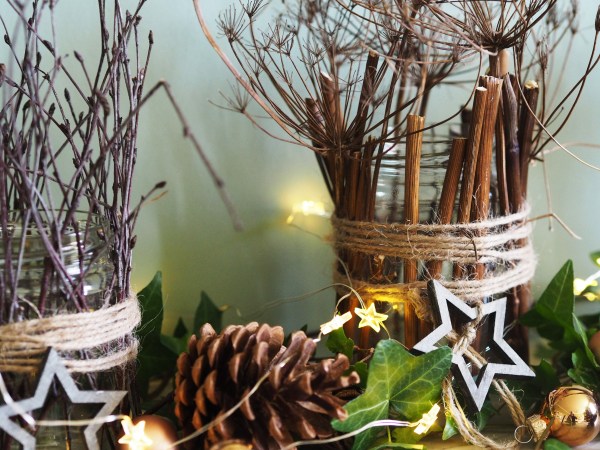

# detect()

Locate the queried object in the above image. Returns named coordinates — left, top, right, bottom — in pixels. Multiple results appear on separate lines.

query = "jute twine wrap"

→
left=0, top=295, right=141, bottom=373
left=332, top=207, right=535, bottom=449
left=442, top=307, right=525, bottom=449
left=332, top=206, right=536, bottom=312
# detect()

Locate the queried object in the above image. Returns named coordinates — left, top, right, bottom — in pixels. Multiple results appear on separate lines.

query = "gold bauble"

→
left=548, top=385, right=600, bottom=446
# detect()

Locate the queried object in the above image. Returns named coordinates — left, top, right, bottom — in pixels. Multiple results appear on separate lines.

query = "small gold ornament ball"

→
left=589, top=330, right=600, bottom=363
left=548, top=386, right=600, bottom=447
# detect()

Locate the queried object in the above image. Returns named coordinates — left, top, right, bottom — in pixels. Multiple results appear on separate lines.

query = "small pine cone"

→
left=174, top=322, right=359, bottom=450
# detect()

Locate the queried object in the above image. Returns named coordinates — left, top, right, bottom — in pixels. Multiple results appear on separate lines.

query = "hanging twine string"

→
left=0, top=295, right=140, bottom=373
left=442, top=312, right=526, bottom=449
left=332, top=205, right=535, bottom=311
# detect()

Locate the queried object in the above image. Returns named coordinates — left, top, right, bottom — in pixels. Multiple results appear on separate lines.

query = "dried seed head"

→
left=42, top=40, right=55, bottom=55
left=0, top=63, right=5, bottom=86
left=537, top=37, right=548, bottom=72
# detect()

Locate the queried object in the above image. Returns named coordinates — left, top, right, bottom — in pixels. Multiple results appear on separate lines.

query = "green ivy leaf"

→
left=351, top=361, right=369, bottom=389
left=173, top=318, right=188, bottom=338
left=533, top=360, right=561, bottom=396
left=136, top=273, right=178, bottom=397
left=544, top=438, right=571, bottom=450
left=521, top=261, right=574, bottom=331
left=442, top=413, right=458, bottom=440
left=160, top=334, right=188, bottom=356
left=326, top=328, right=354, bottom=360
left=332, top=340, right=452, bottom=450
left=573, top=316, right=599, bottom=368
left=137, top=272, right=164, bottom=347
left=568, top=349, right=600, bottom=389
left=590, top=251, right=600, bottom=268
left=194, top=291, right=223, bottom=332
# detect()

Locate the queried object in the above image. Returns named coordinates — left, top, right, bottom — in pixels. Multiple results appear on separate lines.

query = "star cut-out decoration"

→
left=0, top=348, right=127, bottom=450
left=413, top=280, right=534, bottom=411
left=354, top=303, right=388, bottom=333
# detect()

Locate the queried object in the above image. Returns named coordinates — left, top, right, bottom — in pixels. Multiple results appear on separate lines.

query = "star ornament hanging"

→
left=0, top=348, right=126, bottom=450
left=413, top=280, right=534, bottom=411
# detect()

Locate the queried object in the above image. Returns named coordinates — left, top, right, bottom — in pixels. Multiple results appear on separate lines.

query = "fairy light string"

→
left=0, top=283, right=431, bottom=449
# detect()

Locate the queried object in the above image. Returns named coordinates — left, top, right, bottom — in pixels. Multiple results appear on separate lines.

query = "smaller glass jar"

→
left=0, top=213, right=119, bottom=450
left=1, top=212, right=114, bottom=320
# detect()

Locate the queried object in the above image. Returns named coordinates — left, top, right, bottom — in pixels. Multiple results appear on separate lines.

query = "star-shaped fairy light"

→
left=413, top=280, right=534, bottom=411
left=118, top=417, right=153, bottom=450
left=320, top=312, right=353, bottom=335
left=354, top=303, right=388, bottom=333
left=0, top=348, right=126, bottom=450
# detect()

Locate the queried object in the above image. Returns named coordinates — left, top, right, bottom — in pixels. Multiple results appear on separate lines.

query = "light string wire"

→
left=0, top=280, right=407, bottom=449
left=0, top=354, right=431, bottom=450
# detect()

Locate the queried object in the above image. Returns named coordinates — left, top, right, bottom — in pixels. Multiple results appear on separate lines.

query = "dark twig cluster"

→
left=0, top=0, right=156, bottom=319
left=0, top=0, right=242, bottom=322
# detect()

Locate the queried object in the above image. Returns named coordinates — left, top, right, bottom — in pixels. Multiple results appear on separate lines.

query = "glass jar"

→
left=370, top=137, right=450, bottom=341
left=0, top=213, right=121, bottom=450
left=374, top=146, right=448, bottom=224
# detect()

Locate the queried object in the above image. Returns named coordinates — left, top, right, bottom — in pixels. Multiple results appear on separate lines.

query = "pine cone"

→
left=174, top=322, right=359, bottom=450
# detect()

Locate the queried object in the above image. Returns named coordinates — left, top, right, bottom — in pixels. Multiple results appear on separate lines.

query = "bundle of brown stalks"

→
left=194, top=0, right=600, bottom=355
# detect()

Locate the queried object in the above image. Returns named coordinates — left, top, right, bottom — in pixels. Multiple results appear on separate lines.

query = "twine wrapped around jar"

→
left=0, top=294, right=140, bottom=374
left=332, top=205, right=535, bottom=314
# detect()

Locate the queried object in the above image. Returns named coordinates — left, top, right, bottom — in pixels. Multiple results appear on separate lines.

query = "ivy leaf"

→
left=573, top=316, right=599, bottom=368
left=136, top=272, right=178, bottom=396
left=442, top=413, right=458, bottom=440
left=544, top=438, right=571, bottom=450
left=332, top=340, right=452, bottom=450
left=568, top=349, right=600, bottom=389
left=194, top=291, right=222, bottom=332
left=137, top=272, right=164, bottom=347
left=173, top=318, right=188, bottom=338
left=590, top=251, right=600, bottom=268
left=521, top=261, right=573, bottom=331
left=352, top=361, right=369, bottom=389
left=533, top=360, right=561, bottom=396
left=160, top=334, right=188, bottom=356
left=326, top=328, right=354, bottom=360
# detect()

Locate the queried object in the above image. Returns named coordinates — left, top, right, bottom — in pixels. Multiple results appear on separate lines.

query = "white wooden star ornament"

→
left=413, top=280, right=534, bottom=411
left=0, top=348, right=127, bottom=450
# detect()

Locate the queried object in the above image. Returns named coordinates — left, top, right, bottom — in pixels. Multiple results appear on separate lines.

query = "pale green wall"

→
left=4, top=1, right=600, bottom=334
